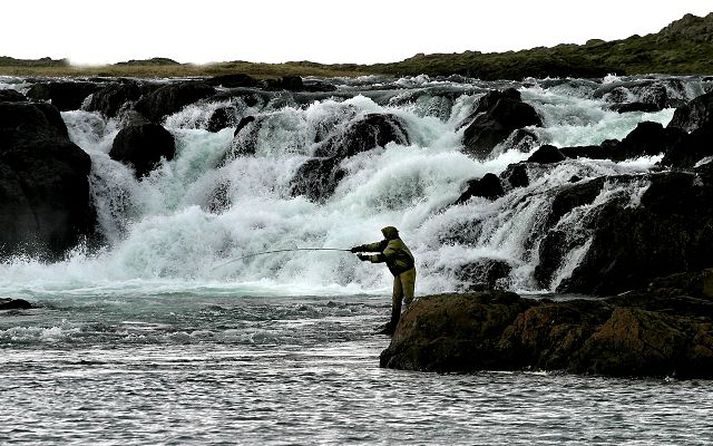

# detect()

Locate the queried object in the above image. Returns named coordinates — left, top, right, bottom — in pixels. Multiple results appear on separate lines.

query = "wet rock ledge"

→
left=380, top=270, right=713, bottom=378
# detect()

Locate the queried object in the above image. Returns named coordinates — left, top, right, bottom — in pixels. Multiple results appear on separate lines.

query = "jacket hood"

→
left=381, top=226, right=399, bottom=240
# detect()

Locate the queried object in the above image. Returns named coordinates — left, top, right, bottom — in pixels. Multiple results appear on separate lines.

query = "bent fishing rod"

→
left=211, top=247, right=353, bottom=270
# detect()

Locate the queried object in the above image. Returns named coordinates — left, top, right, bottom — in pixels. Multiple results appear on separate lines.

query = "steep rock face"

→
left=380, top=288, right=713, bottom=378
left=135, top=82, right=215, bottom=122
left=0, top=102, right=95, bottom=258
left=26, top=81, right=100, bottom=111
left=557, top=172, right=713, bottom=295
left=461, top=89, right=542, bottom=159
left=109, top=124, right=176, bottom=178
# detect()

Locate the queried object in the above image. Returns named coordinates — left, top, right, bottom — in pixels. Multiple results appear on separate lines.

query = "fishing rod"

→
left=211, top=247, right=353, bottom=270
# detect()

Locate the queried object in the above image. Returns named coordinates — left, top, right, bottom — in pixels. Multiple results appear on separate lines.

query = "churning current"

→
left=1, top=74, right=713, bottom=444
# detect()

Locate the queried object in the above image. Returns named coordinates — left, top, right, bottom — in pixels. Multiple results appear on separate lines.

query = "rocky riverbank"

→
left=380, top=269, right=713, bottom=378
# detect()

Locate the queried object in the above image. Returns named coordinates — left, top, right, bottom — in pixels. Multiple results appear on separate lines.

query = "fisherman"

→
left=351, top=226, right=416, bottom=335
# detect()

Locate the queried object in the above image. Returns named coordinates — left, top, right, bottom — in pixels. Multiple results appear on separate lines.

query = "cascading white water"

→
left=0, top=75, right=701, bottom=298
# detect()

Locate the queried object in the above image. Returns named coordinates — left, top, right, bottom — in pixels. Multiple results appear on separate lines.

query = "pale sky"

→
left=2, top=1, right=712, bottom=65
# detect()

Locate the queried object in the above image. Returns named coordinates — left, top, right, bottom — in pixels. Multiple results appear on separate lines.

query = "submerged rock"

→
left=380, top=288, right=713, bottom=378
left=0, top=102, right=95, bottom=259
left=109, top=124, right=176, bottom=177
left=26, top=81, right=100, bottom=111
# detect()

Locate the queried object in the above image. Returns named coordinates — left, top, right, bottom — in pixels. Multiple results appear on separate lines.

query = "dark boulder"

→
left=135, top=82, right=215, bottom=122
left=0, top=102, right=95, bottom=258
left=0, top=89, right=27, bottom=102
left=206, top=74, right=258, bottom=88
left=0, top=298, right=32, bottom=310
left=500, top=163, right=529, bottom=188
left=289, top=157, right=346, bottom=202
left=505, top=128, right=539, bottom=153
left=616, top=121, right=685, bottom=160
left=109, top=124, right=176, bottom=177
left=556, top=121, right=685, bottom=162
left=661, top=127, right=713, bottom=168
left=26, top=81, right=100, bottom=111
left=261, top=76, right=304, bottom=91
left=459, top=88, right=522, bottom=128
left=455, top=173, right=504, bottom=204
left=314, top=113, right=410, bottom=158
left=527, top=145, right=566, bottom=164
left=291, top=114, right=410, bottom=202
left=86, top=82, right=143, bottom=118
left=668, top=91, right=713, bottom=132
left=206, top=106, right=238, bottom=133
left=462, top=89, right=542, bottom=159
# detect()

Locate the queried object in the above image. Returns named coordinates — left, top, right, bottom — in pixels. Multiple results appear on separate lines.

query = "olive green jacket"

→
left=355, top=238, right=415, bottom=276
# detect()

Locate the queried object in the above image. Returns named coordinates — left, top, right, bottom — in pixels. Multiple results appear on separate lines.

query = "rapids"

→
left=0, top=75, right=703, bottom=298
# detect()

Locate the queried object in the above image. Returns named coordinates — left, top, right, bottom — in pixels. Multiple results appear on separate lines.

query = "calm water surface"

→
left=1, top=294, right=712, bottom=445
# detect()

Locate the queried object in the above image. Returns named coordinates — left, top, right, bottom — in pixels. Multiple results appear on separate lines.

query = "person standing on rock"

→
left=351, top=226, right=416, bottom=335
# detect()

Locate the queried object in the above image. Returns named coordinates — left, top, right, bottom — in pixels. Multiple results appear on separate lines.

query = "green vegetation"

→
left=2, top=13, right=713, bottom=79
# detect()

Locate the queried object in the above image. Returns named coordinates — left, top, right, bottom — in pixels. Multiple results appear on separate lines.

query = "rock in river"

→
left=0, top=101, right=95, bottom=259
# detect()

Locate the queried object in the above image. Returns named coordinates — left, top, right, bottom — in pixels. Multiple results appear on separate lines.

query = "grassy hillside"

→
left=2, top=13, right=713, bottom=79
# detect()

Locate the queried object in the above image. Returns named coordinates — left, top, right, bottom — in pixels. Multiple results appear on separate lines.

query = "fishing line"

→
left=211, top=247, right=352, bottom=270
